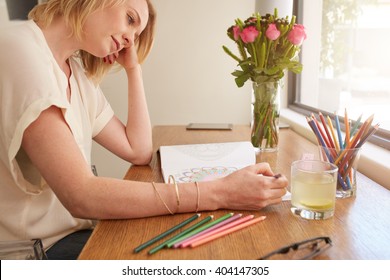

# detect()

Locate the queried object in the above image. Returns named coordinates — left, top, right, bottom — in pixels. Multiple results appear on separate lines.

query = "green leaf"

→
left=231, top=70, right=244, bottom=77
left=222, top=46, right=241, bottom=63
left=235, top=73, right=250, bottom=88
left=264, top=67, right=281, bottom=75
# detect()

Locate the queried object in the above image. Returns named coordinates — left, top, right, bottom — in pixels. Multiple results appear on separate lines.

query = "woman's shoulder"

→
left=0, top=21, right=37, bottom=46
left=0, top=21, right=52, bottom=65
left=0, top=21, right=61, bottom=89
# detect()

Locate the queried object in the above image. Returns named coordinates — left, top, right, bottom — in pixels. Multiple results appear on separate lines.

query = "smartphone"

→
left=186, top=123, right=233, bottom=130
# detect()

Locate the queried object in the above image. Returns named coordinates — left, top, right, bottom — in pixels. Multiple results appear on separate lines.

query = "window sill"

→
left=280, top=108, right=390, bottom=190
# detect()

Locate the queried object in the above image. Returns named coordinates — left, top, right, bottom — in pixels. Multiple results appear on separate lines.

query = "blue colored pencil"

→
left=335, top=114, right=344, bottom=149
left=306, top=117, right=348, bottom=190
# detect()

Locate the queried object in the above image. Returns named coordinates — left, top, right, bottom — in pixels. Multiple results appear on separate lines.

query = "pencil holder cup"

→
left=319, top=146, right=362, bottom=198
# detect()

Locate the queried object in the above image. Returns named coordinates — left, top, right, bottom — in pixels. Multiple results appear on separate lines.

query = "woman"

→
left=0, top=0, right=288, bottom=259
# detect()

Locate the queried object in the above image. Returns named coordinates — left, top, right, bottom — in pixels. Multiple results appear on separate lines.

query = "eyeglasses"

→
left=258, top=236, right=332, bottom=260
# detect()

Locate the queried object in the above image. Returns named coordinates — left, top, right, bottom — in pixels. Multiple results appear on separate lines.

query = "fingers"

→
left=266, top=187, right=287, bottom=200
left=267, top=174, right=288, bottom=189
left=265, top=197, right=284, bottom=206
left=247, top=162, right=274, bottom=177
left=103, top=52, right=119, bottom=64
left=244, top=163, right=288, bottom=189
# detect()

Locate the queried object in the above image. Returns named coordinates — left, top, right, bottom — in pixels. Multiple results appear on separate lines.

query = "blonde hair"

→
left=29, top=0, right=156, bottom=82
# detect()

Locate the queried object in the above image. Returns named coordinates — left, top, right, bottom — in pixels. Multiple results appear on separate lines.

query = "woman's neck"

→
left=37, top=17, right=80, bottom=72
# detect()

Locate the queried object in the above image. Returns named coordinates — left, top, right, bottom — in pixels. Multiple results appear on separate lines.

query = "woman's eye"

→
left=127, top=14, right=135, bottom=25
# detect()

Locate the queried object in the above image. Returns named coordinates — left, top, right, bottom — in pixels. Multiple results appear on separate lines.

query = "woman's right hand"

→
left=215, top=163, right=288, bottom=211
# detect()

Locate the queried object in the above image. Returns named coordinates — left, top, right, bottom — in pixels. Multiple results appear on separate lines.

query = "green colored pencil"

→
left=166, top=213, right=234, bottom=248
left=350, top=113, right=363, bottom=137
left=134, top=213, right=200, bottom=253
left=148, top=215, right=213, bottom=255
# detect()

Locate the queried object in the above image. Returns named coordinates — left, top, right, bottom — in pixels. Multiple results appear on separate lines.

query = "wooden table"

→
left=78, top=126, right=390, bottom=260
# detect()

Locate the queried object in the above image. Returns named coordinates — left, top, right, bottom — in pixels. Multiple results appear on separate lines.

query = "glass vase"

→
left=251, top=80, right=282, bottom=152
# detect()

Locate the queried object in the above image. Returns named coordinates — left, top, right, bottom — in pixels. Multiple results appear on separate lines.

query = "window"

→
left=289, top=0, right=390, bottom=150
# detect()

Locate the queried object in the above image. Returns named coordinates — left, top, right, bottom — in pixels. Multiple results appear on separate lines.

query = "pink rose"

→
left=240, top=26, right=259, bottom=43
left=287, top=24, right=307, bottom=46
left=246, top=17, right=257, bottom=24
left=265, top=23, right=280, bottom=41
left=232, top=25, right=240, bottom=41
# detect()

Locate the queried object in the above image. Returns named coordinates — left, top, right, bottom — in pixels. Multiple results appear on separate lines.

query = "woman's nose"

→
left=122, top=33, right=134, bottom=47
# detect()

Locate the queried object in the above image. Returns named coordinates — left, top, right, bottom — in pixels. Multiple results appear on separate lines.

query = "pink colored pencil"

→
left=184, top=215, right=255, bottom=247
left=319, top=112, right=335, bottom=149
left=311, top=114, right=331, bottom=148
left=175, top=213, right=243, bottom=248
left=190, top=216, right=267, bottom=248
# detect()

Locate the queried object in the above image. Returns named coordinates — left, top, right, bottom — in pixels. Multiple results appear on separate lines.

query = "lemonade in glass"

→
left=291, top=160, right=338, bottom=220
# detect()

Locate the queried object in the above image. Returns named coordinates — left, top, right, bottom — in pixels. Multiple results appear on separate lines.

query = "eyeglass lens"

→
left=259, top=237, right=332, bottom=260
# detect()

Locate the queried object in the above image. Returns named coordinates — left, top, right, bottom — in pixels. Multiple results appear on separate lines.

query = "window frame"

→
left=288, top=0, right=390, bottom=151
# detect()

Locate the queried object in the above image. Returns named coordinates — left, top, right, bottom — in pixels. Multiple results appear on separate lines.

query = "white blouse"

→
left=0, top=20, right=114, bottom=249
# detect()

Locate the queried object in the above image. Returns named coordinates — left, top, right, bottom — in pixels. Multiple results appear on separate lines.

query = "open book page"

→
left=159, top=141, right=291, bottom=200
left=159, top=141, right=255, bottom=183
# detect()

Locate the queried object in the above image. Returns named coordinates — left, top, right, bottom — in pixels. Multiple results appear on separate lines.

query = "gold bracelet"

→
left=168, top=175, right=180, bottom=209
left=195, top=181, right=200, bottom=213
left=151, top=182, right=174, bottom=215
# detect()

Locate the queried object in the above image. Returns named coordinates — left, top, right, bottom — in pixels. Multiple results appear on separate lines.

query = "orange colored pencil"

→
left=339, top=122, right=377, bottom=172
left=327, top=116, right=340, bottom=152
left=190, top=216, right=266, bottom=248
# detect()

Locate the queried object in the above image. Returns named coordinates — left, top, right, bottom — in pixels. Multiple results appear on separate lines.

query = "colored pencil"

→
left=190, top=216, right=267, bottom=248
left=134, top=213, right=200, bottom=253
left=184, top=215, right=255, bottom=248
left=307, top=117, right=348, bottom=190
left=339, top=124, right=379, bottom=177
left=166, top=213, right=234, bottom=248
left=307, top=110, right=379, bottom=192
left=344, top=109, right=350, bottom=148
left=327, top=116, right=340, bottom=152
left=335, top=114, right=344, bottom=150
left=176, top=214, right=243, bottom=248
left=350, top=113, right=363, bottom=137
left=148, top=215, right=213, bottom=254
left=319, top=112, right=335, bottom=149
left=312, top=114, right=331, bottom=148
left=357, top=123, right=379, bottom=148
left=307, top=117, right=333, bottom=161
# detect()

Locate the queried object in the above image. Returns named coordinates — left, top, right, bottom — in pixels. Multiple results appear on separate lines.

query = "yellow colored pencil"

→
left=327, top=115, right=340, bottom=152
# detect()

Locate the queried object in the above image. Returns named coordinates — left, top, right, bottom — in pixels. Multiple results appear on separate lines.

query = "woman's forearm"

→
left=124, top=65, right=153, bottom=164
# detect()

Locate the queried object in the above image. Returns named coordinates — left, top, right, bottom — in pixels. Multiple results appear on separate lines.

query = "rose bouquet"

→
left=223, top=9, right=307, bottom=151
left=223, top=9, right=307, bottom=87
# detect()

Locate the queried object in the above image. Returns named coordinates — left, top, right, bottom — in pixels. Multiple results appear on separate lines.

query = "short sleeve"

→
left=0, top=22, right=69, bottom=194
left=92, top=86, right=114, bottom=137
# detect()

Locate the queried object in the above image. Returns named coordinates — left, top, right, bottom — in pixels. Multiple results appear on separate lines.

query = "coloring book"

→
left=159, top=141, right=255, bottom=183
